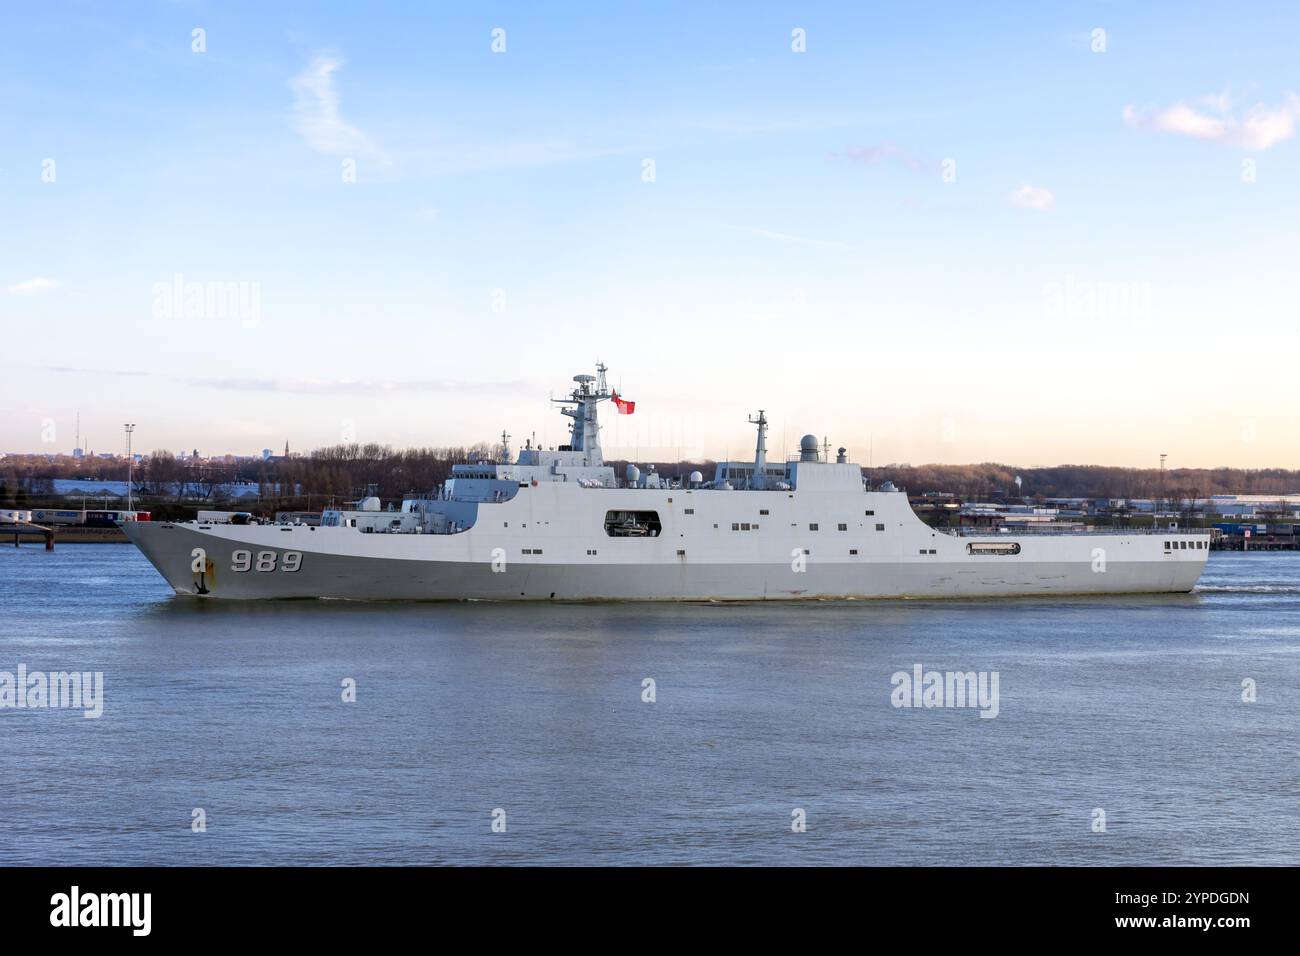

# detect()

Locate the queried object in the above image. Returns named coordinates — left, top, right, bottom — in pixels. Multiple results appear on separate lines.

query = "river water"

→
left=1, top=544, right=1296, bottom=865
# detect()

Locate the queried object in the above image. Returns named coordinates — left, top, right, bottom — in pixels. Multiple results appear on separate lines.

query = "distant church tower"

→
left=284, top=440, right=290, bottom=458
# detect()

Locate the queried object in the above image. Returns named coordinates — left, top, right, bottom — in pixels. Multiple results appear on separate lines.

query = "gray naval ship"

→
left=124, top=364, right=1210, bottom=600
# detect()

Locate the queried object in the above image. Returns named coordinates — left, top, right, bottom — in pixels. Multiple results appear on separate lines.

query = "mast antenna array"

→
left=549, top=362, right=613, bottom=464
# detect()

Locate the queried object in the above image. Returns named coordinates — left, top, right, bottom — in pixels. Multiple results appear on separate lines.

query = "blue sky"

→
left=3, top=1, right=1299, bottom=467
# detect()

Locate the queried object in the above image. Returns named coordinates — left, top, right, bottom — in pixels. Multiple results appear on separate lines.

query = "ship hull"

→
left=123, top=519, right=1209, bottom=601
left=123, top=366, right=1212, bottom=602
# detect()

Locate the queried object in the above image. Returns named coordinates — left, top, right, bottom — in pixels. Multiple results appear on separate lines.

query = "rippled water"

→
left=1, top=544, right=1296, bottom=865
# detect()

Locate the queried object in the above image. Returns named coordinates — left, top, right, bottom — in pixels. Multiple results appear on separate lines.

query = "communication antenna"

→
left=1158, top=453, right=1168, bottom=518
left=748, top=410, right=769, bottom=489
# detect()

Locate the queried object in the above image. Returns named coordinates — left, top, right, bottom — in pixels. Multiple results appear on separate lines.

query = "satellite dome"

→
left=626, top=464, right=640, bottom=484
left=689, top=470, right=703, bottom=486
left=800, top=434, right=818, bottom=451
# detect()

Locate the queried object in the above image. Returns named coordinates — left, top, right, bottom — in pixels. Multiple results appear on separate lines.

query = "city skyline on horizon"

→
left=4, top=3, right=1299, bottom=468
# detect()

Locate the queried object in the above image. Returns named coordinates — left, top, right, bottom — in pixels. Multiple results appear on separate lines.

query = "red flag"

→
left=612, top=390, right=635, bottom=415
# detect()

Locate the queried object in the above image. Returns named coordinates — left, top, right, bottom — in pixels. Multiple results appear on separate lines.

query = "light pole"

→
left=1158, top=452, right=1167, bottom=526
left=124, top=424, right=136, bottom=513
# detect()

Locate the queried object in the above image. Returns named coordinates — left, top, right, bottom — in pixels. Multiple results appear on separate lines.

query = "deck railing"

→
left=936, top=524, right=1212, bottom=537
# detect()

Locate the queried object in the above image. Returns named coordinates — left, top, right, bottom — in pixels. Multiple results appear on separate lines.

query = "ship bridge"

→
left=430, top=365, right=620, bottom=505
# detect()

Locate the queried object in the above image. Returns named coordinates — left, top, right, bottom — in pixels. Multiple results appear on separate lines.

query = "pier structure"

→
left=6, top=521, right=55, bottom=550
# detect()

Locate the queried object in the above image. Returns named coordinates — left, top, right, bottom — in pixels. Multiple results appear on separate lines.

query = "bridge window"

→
left=604, top=510, right=662, bottom=537
left=837, top=523, right=847, bottom=531
left=809, top=523, right=819, bottom=531
left=875, top=523, right=885, bottom=531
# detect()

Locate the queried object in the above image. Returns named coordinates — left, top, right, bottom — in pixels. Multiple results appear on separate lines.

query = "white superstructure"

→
left=124, top=365, right=1210, bottom=600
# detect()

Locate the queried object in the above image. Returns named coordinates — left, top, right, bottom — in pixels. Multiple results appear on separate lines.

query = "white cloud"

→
left=836, top=142, right=936, bottom=175
left=1201, top=90, right=1232, bottom=113
left=47, top=366, right=531, bottom=396
left=7, top=277, right=57, bottom=295
left=1123, top=94, right=1300, bottom=150
left=1009, top=184, right=1056, bottom=212
left=723, top=224, right=859, bottom=251
left=191, top=375, right=532, bottom=395
left=1126, top=103, right=1227, bottom=140
left=289, top=53, right=385, bottom=160
left=1236, top=100, right=1300, bottom=150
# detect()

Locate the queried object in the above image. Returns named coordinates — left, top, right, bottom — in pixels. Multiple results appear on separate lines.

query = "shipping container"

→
left=30, top=510, right=85, bottom=525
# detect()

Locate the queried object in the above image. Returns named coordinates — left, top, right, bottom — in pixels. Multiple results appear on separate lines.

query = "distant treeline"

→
left=860, top=463, right=1300, bottom=501
left=603, top=459, right=1300, bottom=501
left=4, top=448, right=1299, bottom=511
left=2, top=443, right=497, bottom=511
left=606, top=459, right=1300, bottom=501
left=144, top=442, right=499, bottom=502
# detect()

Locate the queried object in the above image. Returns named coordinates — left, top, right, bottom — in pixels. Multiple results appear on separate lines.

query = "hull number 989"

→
left=231, top=550, right=302, bottom=573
